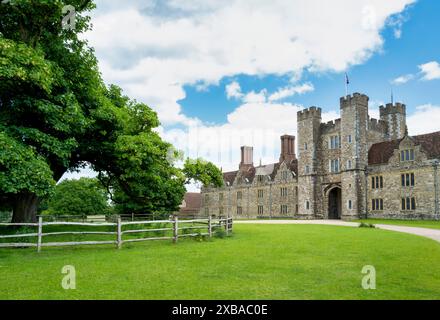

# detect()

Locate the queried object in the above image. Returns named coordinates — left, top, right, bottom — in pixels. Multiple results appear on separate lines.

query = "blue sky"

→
left=179, top=0, right=440, bottom=124
left=65, top=0, right=440, bottom=184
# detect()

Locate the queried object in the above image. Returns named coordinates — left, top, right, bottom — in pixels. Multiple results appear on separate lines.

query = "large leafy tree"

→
left=0, top=1, right=222, bottom=222
left=46, top=178, right=111, bottom=216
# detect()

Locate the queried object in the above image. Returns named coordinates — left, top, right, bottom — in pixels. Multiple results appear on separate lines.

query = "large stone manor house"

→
left=201, top=92, right=440, bottom=220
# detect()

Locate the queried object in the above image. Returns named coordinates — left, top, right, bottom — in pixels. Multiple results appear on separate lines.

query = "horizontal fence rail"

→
left=0, top=216, right=233, bottom=252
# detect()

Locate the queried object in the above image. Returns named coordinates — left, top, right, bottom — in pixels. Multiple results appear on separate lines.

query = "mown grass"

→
left=356, top=219, right=440, bottom=230
left=1, top=224, right=440, bottom=300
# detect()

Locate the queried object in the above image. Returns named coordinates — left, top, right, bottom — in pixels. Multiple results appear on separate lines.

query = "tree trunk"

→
left=11, top=192, right=39, bottom=223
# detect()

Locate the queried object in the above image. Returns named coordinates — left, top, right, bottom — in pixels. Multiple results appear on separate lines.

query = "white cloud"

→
left=407, top=104, right=440, bottom=136
left=225, top=81, right=243, bottom=100
left=73, top=0, right=417, bottom=189
left=86, top=0, right=415, bottom=126
left=419, top=61, right=440, bottom=81
left=391, top=74, right=414, bottom=85
left=162, top=101, right=339, bottom=175
left=386, top=11, right=410, bottom=39
left=268, top=83, right=314, bottom=102
left=225, top=81, right=313, bottom=104
left=243, top=90, right=268, bottom=104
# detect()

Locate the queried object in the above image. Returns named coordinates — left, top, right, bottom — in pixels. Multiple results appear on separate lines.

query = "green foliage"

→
left=359, top=222, right=376, bottom=228
left=46, top=178, right=111, bottom=216
left=183, top=158, right=224, bottom=188
left=0, top=132, right=55, bottom=197
left=0, top=1, right=224, bottom=222
left=214, top=227, right=227, bottom=238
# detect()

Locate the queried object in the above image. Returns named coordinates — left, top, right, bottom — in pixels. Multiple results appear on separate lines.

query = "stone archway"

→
left=328, top=187, right=342, bottom=220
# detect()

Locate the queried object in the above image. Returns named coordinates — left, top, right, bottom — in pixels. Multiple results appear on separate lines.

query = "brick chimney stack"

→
left=279, top=135, right=296, bottom=163
left=239, top=146, right=254, bottom=171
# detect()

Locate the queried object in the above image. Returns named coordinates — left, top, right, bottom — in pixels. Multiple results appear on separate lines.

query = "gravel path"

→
left=234, top=220, right=440, bottom=243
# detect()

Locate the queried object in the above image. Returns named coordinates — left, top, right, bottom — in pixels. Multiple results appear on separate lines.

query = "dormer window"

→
left=400, top=149, right=415, bottom=162
left=257, top=175, right=264, bottom=183
left=282, top=171, right=289, bottom=180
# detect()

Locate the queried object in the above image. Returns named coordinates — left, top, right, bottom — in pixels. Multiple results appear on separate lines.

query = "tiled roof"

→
left=223, top=171, right=238, bottom=186
left=368, top=131, right=440, bottom=165
left=413, top=131, right=440, bottom=159
left=222, top=159, right=298, bottom=186
left=181, top=193, right=201, bottom=210
left=368, top=140, right=401, bottom=165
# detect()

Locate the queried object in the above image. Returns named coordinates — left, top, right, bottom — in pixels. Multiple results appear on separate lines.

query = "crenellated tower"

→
left=340, top=93, right=369, bottom=219
left=379, top=103, right=407, bottom=141
left=297, top=107, right=321, bottom=219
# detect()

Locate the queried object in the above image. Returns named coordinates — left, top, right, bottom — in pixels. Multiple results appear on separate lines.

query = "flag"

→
left=345, top=73, right=350, bottom=85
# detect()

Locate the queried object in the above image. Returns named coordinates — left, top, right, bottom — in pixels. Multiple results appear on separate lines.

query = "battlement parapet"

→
left=297, top=106, right=322, bottom=121
left=369, top=118, right=387, bottom=133
left=340, top=92, right=369, bottom=109
left=321, top=118, right=341, bottom=134
left=379, top=103, right=406, bottom=116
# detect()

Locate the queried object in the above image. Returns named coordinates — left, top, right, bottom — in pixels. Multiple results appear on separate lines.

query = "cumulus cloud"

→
left=419, top=61, right=440, bottom=81
left=386, top=11, right=411, bottom=39
left=74, top=0, right=417, bottom=188
left=407, top=104, right=440, bottom=135
left=86, top=0, right=415, bottom=127
left=268, top=83, right=315, bottom=102
left=162, top=100, right=339, bottom=174
left=225, top=81, right=244, bottom=100
left=391, top=74, right=415, bottom=85
left=226, top=81, right=314, bottom=104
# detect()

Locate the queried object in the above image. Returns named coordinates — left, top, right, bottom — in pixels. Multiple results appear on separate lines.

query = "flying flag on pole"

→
left=345, top=73, right=350, bottom=96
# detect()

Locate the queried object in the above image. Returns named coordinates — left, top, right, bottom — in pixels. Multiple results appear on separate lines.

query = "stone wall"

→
left=200, top=93, right=440, bottom=221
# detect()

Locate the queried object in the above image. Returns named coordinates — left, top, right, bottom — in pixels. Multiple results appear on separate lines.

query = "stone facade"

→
left=201, top=93, right=440, bottom=220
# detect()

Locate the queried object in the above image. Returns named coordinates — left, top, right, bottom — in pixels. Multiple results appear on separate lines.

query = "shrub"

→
left=214, top=227, right=227, bottom=238
left=359, top=222, right=376, bottom=228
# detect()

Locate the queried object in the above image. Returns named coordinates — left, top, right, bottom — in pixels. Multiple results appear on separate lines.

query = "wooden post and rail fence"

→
left=0, top=216, right=233, bottom=252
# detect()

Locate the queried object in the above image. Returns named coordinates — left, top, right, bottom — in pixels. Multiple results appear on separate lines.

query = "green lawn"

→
left=356, top=219, right=440, bottom=230
left=1, top=224, right=440, bottom=300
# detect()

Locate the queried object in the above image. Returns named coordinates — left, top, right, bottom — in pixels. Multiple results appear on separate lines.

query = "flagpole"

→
left=345, top=73, right=349, bottom=97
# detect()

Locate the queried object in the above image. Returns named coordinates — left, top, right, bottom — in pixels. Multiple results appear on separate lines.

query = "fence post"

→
left=131, top=212, right=134, bottom=222
left=225, top=217, right=229, bottom=236
left=173, top=215, right=178, bottom=244
left=208, top=215, right=212, bottom=238
left=37, top=216, right=43, bottom=253
left=117, top=216, right=122, bottom=249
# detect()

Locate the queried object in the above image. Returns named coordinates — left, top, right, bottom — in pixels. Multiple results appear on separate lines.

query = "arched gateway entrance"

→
left=328, top=187, right=342, bottom=220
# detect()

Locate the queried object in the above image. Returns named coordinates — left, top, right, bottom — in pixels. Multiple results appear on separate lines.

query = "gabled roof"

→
left=412, top=131, right=440, bottom=159
left=368, top=131, right=440, bottom=165
left=222, top=159, right=298, bottom=186
left=368, top=140, right=401, bottom=165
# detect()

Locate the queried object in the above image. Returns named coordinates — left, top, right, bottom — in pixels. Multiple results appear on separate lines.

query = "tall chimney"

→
left=240, top=146, right=253, bottom=171
left=279, top=135, right=296, bottom=163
